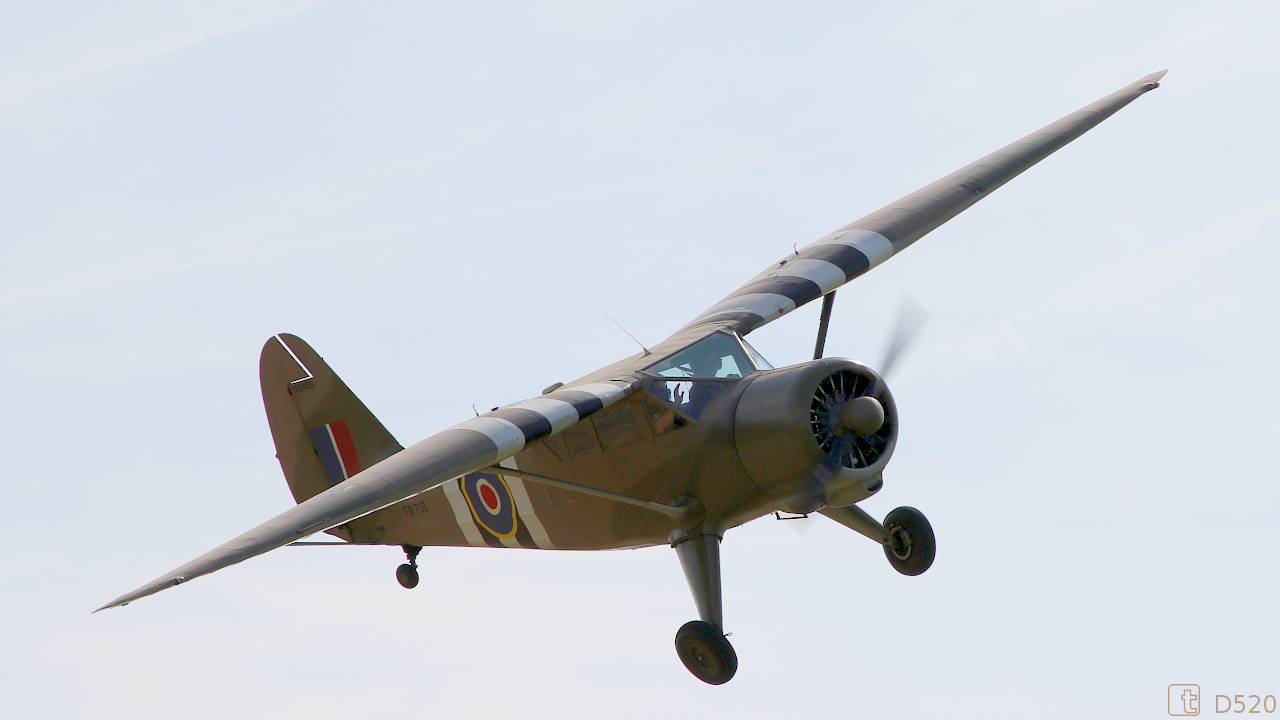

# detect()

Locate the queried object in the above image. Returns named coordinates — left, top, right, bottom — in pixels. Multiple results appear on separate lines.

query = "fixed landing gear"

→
left=673, top=528, right=739, bottom=685
left=818, top=503, right=936, bottom=576
left=675, top=620, right=737, bottom=685
left=882, top=506, right=935, bottom=576
left=396, top=544, right=422, bottom=589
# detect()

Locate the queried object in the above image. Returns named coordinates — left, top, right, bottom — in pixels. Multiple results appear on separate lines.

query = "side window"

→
left=591, top=402, right=644, bottom=450
left=740, top=336, right=774, bottom=370
left=641, top=393, right=688, bottom=436
left=561, top=420, right=600, bottom=459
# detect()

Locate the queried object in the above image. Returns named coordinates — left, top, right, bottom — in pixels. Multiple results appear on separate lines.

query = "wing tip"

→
left=1142, top=69, right=1169, bottom=90
left=93, top=597, right=128, bottom=614
left=93, top=576, right=186, bottom=614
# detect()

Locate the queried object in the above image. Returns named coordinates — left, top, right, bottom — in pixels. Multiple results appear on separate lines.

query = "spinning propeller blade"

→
left=879, top=296, right=928, bottom=379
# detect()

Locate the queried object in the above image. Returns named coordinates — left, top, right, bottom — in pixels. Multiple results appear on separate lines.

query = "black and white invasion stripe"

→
left=451, top=380, right=634, bottom=455
left=684, top=229, right=895, bottom=334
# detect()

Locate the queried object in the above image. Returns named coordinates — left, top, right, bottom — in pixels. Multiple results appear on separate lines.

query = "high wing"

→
left=95, top=375, right=641, bottom=611
left=680, top=70, right=1166, bottom=337
left=98, top=70, right=1164, bottom=613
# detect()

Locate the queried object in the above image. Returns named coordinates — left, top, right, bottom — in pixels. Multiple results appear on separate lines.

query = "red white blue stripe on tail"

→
left=309, top=420, right=361, bottom=485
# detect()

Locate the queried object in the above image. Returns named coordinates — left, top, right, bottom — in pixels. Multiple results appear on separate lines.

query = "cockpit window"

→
left=646, top=332, right=759, bottom=379
left=644, top=333, right=774, bottom=420
left=740, top=336, right=774, bottom=371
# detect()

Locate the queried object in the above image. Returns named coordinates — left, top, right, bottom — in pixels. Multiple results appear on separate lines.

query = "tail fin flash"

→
left=260, top=334, right=404, bottom=506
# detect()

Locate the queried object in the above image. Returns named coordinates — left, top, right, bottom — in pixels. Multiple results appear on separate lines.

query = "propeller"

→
left=791, top=296, right=928, bottom=513
left=878, top=296, right=928, bottom=380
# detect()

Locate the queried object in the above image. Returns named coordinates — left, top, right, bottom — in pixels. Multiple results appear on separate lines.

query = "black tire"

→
left=674, top=620, right=738, bottom=685
left=395, top=563, right=419, bottom=589
left=882, top=506, right=935, bottom=576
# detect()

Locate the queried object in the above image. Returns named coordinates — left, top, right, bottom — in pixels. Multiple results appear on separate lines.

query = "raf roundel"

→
left=462, top=472, right=518, bottom=539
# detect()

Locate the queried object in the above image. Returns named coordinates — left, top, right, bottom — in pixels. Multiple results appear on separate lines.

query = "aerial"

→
left=3, top=2, right=1278, bottom=718
left=97, top=70, right=1166, bottom=688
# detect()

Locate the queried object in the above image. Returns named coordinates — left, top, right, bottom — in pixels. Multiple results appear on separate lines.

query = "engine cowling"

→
left=734, top=358, right=896, bottom=512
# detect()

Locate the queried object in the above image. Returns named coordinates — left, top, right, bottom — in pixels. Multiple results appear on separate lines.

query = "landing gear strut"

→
left=396, top=544, right=422, bottom=589
left=819, top=503, right=936, bottom=576
left=673, top=528, right=738, bottom=685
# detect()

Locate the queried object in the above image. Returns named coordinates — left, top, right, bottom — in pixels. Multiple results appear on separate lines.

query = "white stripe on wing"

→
left=510, top=397, right=580, bottom=434
left=819, top=229, right=894, bottom=268
left=456, top=417, right=525, bottom=455
left=773, top=258, right=847, bottom=294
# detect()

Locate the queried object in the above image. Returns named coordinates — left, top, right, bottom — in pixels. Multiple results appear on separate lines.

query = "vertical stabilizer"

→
left=260, top=334, right=404, bottom=511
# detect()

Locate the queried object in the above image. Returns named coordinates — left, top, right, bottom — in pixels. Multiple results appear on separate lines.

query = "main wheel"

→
left=395, top=563, right=419, bottom=589
left=883, top=506, right=935, bottom=576
left=674, top=620, right=738, bottom=685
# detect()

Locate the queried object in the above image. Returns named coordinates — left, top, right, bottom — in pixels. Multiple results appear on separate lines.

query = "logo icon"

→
left=1169, top=685, right=1200, bottom=716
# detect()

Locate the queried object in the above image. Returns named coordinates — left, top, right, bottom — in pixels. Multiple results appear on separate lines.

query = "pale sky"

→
left=2, top=2, right=1277, bottom=718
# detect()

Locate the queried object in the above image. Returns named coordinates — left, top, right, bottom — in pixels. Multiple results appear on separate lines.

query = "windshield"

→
left=646, top=332, right=760, bottom=379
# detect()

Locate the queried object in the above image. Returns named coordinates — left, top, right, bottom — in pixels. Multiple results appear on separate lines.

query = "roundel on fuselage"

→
left=462, top=472, right=519, bottom=539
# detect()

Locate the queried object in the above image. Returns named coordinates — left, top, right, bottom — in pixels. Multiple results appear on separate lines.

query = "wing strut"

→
left=813, top=291, right=837, bottom=360
left=481, top=466, right=704, bottom=525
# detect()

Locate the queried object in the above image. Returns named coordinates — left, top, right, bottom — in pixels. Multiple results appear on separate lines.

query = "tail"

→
left=260, top=334, right=404, bottom=509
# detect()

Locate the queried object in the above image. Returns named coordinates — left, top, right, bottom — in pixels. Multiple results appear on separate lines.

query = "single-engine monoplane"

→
left=98, top=71, right=1165, bottom=684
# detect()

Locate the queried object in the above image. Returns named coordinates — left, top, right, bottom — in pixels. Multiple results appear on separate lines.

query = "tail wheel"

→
left=882, top=506, right=935, bottom=576
left=674, top=620, right=738, bottom=685
left=395, top=563, right=419, bottom=589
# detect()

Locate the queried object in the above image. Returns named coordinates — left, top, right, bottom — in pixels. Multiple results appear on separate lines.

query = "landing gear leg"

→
left=820, top=504, right=936, bottom=576
left=672, top=529, right=738, bottom=685
left=396, top=544, right=422, bottom=589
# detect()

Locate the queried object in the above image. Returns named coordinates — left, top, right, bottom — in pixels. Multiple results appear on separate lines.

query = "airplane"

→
left=97, top=70, right=1166, bottom=685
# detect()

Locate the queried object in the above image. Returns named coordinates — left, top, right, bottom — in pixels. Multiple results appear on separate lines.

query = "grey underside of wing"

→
left=96, top=380, right=640, bottom=612
left=680, top=70, right=1167, bottom=338
left=95, top=427, right=510, bottom=611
